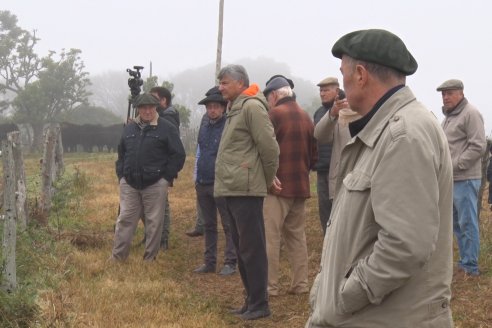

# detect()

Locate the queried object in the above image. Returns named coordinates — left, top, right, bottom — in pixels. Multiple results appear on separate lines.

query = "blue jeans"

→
left=453, top=179, right=481, bottom=274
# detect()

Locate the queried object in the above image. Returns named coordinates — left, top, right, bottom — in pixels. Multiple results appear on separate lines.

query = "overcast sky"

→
left=5, top=0, right=492, bottom=133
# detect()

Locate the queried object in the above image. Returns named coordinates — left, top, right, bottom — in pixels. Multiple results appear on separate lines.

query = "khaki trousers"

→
left=112, top=178, right=168, bottom=261
left=263, top=194, right=308, bottom=295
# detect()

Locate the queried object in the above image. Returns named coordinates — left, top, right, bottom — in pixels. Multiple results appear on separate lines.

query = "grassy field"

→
left=1, top=152, right=491, bottom=327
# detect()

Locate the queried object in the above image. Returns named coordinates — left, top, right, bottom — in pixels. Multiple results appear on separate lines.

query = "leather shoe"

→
left=240, top=308, right=271, bottom=320
left=185, top=230, right=204, bottom=237
left=218, top=264, right=236, bottom=276
left=193, top=264, right=215, bottom=274
left=229, top=304, right=248, bottom=315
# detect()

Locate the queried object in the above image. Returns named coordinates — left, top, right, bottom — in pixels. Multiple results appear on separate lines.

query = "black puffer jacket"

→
left=158, top=105, right=180, bottom=132
left=115, top=117, right=186, bottom=189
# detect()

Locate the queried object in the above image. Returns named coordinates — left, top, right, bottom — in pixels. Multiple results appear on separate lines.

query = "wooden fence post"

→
left=478, top=140, right=491, bottom=219
left=39, top=123, right=61, bottom=219
left=54, top=124, right=64, bottom=178
left=1, top=136, right=18, bottom=292
left=9, top=131, right=28, bottom=230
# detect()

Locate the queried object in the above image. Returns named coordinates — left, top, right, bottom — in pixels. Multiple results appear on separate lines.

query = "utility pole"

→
left=215, top=0, right=224, bottom=85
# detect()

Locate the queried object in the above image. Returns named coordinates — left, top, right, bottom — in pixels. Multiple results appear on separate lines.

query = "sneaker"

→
left=240, top=308, right=271, bottom=321
left=193, top=264, right=215, bottom=274
left=185, top=230, right=204, bottom=237
left=218, top=264, right=236, bottom=276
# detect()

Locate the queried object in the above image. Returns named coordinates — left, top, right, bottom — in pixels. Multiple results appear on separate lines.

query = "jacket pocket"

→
left=217, top=157, right=249, bottom=192
left=142, top=166, right=163, bottom=186
left=342, top=170, right=371, bottom=191
left=337, top=265, right=370, bottom=315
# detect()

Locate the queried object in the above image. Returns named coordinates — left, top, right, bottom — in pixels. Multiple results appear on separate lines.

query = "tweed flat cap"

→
left=263, top=77, right=291, bottom=97
left=436, top=79, right=464, bottom=91
left=135, top=93, right=159, bottom=107
left=317, top=77, right=339, bottom=87
left=332, top=29, right=418, bottom=76
left=198, top=86, right=228, bottom=105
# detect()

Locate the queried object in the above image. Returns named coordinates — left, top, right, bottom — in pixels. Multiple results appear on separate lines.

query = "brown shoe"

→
left=185, top=230, right=204, bottom=237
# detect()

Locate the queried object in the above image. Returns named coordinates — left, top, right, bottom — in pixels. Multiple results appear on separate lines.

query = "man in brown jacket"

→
left=306, top=29, right=454, bottom=328
left=262, top=76, right=317, bottom=297
left=438, top=79, right=486, bottom=277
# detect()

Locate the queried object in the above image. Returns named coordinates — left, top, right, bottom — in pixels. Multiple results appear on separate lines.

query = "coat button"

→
left=393, top=116, right=400, bottom=121
left=441, top=302, right=448, bottom=308
left=326, top=220, right=331, bottom=227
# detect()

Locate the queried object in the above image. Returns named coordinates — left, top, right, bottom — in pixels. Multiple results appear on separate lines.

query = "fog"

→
left=5, top=0, right=492, bottom=133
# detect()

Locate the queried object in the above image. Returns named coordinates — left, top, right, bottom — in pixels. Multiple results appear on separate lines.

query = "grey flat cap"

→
left=317, top=77, right=339, bottom=87
left=436, top=79, right=464, bottom=91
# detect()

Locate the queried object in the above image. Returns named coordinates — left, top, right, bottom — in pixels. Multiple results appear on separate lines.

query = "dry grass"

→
left=18, top=153, right=492, bottom=327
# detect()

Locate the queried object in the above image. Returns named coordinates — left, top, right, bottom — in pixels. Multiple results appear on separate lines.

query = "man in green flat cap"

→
left=438, top=79, right=486, bottom=277
left=306, top=29, right=454, bottom=327
left=112, top=93, right=186, bottom=261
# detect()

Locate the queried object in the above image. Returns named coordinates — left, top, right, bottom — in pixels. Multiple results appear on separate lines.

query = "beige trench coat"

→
left=307, top=87, right=454, bottom=328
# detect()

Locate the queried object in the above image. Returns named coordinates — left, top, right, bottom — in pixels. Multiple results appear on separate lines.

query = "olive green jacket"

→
left=307, top=87, right=454, bottom=328
left=214, top=90, right=279, bottom=197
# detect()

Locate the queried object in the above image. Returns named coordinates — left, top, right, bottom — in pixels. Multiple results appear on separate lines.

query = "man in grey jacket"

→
left=306, top=29, right=454, bottom=328
left=438, top=79, right=486, bottom=277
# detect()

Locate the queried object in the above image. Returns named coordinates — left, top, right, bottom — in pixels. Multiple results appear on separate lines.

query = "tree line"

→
left=0, top=11, right=191, bottom=150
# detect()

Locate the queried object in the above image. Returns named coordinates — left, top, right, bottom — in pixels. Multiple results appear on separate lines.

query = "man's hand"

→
left=269, top=176, right=282, bottom=195
left=330, top=96, right=349, bottom=119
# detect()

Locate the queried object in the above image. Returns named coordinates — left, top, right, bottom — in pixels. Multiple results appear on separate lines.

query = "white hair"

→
left=274, top=86, right=293, bottom=99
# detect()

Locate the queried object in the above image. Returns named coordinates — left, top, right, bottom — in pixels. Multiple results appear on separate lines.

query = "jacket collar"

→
left=135, top=114, right=159, bottom=127
left=227, top=83, right=268, bottom=116
left=275, top=96, right=295, bottom=107
left=347, top=86, right=416, bottom=149
left=442, top=97, right=468, bottom=117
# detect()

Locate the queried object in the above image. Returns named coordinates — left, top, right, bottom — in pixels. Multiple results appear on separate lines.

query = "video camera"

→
left=126, top=65, right=144, bottom=121
left=127, top=65, right=144, bottom=97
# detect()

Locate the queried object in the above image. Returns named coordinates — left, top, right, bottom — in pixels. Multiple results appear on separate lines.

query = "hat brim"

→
left=198, top=95, right=228, bottom=105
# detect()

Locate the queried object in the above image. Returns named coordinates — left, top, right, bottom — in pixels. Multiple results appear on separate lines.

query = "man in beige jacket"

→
left=313, top=90, right=361, bottom=202
left=306, top=29, right=454, bottom=328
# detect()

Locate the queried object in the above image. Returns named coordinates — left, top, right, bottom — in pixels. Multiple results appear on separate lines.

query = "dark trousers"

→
left=196, top=184, right=236, bottom=268
left=488, top=182, right=492, bottom=204
left=317, top=171, right=332, bottom=234
left=223, top=196, right=269, bottom=312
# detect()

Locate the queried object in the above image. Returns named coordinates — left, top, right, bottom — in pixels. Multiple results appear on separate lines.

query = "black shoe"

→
left=193, top=264, right=215, bottom=274
left=185, top=230, right=204, bottom=237
left=240, top=308, right=271, bottom=320
left=229, top=304, right=248, bottom=315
